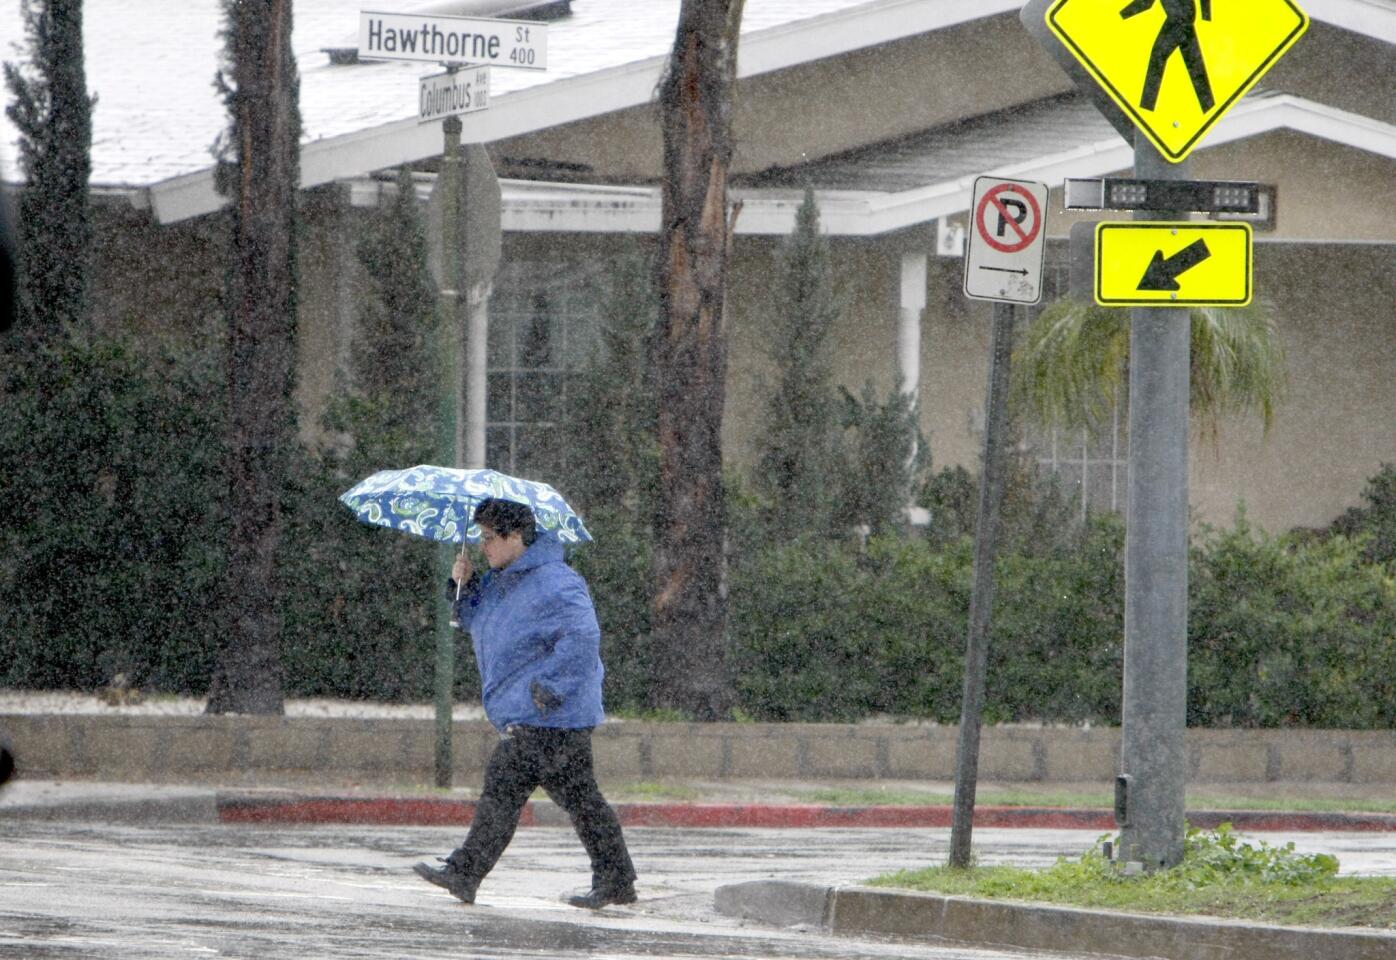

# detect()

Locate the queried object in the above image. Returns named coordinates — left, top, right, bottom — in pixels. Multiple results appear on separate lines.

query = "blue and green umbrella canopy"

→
left=339, top=465, right=592, bottom=545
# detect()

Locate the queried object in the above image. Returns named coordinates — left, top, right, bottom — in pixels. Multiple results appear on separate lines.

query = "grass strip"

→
left=870, top=824, right=1396, bottom=930
left=795, top=786, right=1396, bottom=815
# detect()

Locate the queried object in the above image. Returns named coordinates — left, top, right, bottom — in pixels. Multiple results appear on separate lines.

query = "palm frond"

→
left=1014, top=299, right=1288, bottom=446
left=1012, top=300, right=1128, bottom=434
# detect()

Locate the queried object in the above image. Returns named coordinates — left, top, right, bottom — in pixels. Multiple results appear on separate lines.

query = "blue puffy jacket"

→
left=452, top=539, right=605, bottom=731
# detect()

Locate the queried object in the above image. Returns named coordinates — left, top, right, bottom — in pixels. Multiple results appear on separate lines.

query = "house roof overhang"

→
left=146, top=0, right=1028, bottom=224
left=4, top=0, right=1391, bottom=225
left=337, top=93, right=1396, bottom=240
left=140, top=0, right=1396, bottom=224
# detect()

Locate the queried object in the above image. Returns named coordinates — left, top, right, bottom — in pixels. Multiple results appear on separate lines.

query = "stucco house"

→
left=3, top=0, right=1393, bottom=532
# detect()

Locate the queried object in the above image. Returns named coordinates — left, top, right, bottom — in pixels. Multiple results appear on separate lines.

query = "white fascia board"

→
left=148, top=0, right=1019, bottom=225
left=1319, top=0, right=1396, bottom=44
left=1204, top=94, right=1396, bottom=160
left=148, top=169, right=223, bottom=225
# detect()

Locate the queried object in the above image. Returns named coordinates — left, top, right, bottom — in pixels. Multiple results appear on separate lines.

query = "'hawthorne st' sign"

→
left=359, top=10, right=547, bottom=70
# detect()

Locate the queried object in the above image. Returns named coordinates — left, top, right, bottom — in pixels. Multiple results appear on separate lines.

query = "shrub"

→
left=0, top=333, right=226, bottom=692
left=1327, top=462, right=1396, bottom=569
left=727, top=526, right=1129, bottom=724
left=1189, top=510, right=1396, bottom=728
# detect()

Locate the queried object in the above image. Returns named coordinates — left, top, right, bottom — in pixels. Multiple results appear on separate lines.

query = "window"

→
left=1023, top=252, right=1129, bottom=521
left=485, top=260, right=603, bottom=477
left=1030, top=395, right=1128, bottom=521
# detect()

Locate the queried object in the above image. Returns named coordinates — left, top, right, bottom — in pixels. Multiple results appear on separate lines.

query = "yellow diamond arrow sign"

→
left=1045, top=0, right=1308, bottom=162
left=1096, top=221, right=1252, bottom=306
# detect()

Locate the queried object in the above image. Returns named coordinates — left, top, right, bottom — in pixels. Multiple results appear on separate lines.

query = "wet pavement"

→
left=1, top=819, right=1141, bottom=960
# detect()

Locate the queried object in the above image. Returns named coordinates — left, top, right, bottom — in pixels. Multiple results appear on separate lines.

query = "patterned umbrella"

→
left=338, top=465, right=593, bottom=545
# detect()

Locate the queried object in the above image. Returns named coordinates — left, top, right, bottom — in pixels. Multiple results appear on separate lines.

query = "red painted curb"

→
left=217, top=796, right=535, bottom=828
left=214, top=797, right=1396, bottom=831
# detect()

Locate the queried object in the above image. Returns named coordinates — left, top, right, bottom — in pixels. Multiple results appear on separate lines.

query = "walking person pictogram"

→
left=1120, top=0, right=1214, bottom=113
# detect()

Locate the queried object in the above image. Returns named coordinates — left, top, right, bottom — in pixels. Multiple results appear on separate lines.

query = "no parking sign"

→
left=963, top=176, right=1049, bottom=304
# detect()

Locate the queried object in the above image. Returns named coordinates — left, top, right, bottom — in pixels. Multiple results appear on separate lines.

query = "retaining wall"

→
left=3, top=715, right=1393, bottom=786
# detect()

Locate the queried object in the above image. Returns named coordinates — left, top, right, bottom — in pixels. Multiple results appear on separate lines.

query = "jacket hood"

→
left=502, top=537, right=565, bottom=575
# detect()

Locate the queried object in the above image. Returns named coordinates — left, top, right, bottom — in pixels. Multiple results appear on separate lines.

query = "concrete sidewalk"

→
left=4, top=776, right=1396, bottom=834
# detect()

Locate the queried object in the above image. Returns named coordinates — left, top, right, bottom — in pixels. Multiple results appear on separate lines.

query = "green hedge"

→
left=1189, top=513, right=1396, bottom=728
left=5, top=335, right=1396, bottom=727
left=726, top=518, right=1126, bottom=724
left=0, top=334, right=226, bottom=693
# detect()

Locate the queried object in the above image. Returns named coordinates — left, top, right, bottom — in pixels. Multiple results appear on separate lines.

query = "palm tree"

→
left=1013, top=300, right=1287, bottom=448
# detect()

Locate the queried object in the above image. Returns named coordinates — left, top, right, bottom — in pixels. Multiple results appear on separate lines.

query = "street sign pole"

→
left=1118, top=131, right=1191, bottom=869
left=361, top=6, right=523, bottom=793
left=949, top=298, right=1016, bottom=869
left=433, top=112, right=465, bottom=789
left=951, top=175, right=1044, bottom=867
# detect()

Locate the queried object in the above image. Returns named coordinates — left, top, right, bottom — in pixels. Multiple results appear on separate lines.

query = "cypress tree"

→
left=837, top=378, right=927, bottom=538
left=755, top=187, right=843, bottom=536
left=205, top=0, right=301, bottom=715
left=350, top=167, right=439, bottom=447
left=3, top=0, right=95, bottom=338
left=563, top=248, right=659, bottom=515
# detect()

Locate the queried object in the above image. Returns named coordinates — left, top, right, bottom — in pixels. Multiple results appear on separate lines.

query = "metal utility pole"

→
left=432, top=113, right=466, bottom=789
left=1117, top=131, right=1191, bottom=868
left=949, top=301, right=1016, bottom=869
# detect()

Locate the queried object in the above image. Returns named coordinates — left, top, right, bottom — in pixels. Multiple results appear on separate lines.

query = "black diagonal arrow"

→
left=1137, top=238, right=1211, bottom=291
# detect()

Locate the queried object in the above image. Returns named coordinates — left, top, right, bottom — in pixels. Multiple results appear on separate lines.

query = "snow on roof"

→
left=0, top=0, right=1014, bottom=192
left=2, top=0, right=1392, bottom=221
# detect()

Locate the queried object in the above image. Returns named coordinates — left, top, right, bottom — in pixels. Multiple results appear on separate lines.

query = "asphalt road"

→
left=2, top=821, right=1132, bottom=960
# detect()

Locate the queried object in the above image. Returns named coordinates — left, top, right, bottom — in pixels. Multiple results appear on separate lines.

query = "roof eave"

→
left=381, top=94, right=1396, bottom=239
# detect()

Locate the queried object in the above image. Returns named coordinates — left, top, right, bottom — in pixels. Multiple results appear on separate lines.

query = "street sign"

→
left=1095, top=221, right=1251, bottom=306
left=359, top=11, right=547, bottom=69
left=419, top=67, right=490, bottom=124
left=1042, top=0, right=1308, bottom=162
left=427, top=143, right=502, bottom=294
left=963, top=176, right=1050, bottom=304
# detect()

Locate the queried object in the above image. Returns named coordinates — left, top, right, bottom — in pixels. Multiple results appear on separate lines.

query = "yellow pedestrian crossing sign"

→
left=1095, top=221, right=1252, bottom=306
left=1045, top=0, right=1309, bottom=162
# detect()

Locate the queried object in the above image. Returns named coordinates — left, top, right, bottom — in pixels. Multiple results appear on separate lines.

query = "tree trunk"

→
left=206, top=0, right=300, bottom=715
left=649, top=0, right=744, bottom=720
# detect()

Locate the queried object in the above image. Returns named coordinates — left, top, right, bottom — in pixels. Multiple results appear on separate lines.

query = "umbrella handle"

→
left=449, top=545, right=465, bottom=628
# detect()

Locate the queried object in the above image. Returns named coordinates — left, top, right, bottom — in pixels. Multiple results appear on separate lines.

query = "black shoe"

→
left=413, top=860, right=478, bottom=903
left=566, top=883, right=637, bottom=909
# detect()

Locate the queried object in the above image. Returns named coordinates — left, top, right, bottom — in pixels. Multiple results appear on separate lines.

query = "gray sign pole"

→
left=1118, top=130, right=1191, bottom=868
left=948, top=299, right=1016, bottom=868
left=433, top=113, right=466, bottom=789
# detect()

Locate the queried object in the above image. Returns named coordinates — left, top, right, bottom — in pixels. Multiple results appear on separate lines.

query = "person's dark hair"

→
left=474, top=498, right=537, bottom=546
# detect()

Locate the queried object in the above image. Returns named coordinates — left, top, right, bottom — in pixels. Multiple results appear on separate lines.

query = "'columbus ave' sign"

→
left=359, top=11, right=547, bottom=70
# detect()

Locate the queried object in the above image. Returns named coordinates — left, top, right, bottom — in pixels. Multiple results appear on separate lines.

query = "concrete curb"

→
left=713, top=880, right=1396, bottom=960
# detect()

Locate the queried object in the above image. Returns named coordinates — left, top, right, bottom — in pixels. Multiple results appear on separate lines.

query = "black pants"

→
left=447, top=725, right=636, bottom=890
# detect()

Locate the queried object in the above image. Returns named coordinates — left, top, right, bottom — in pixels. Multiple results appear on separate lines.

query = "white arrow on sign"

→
left=419, top=66, right=490, bottom=124
left=359, top=11, right=546, bottom=70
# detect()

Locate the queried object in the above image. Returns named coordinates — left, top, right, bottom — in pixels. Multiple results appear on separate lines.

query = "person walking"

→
left=413, top=497, right=637, bottom=909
